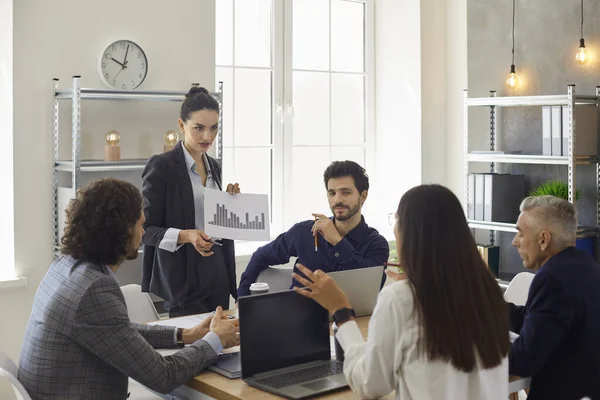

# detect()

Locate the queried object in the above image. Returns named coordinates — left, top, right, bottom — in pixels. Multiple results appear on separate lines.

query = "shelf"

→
left=469, top=220, right=598, bottom=238
left=54, top=88, right=221, bottom=102
left=467, top=153, right=598, bottom=165
left=55, top=159, right=147, bottom=172
left=465, top=94, right=598, bottom=107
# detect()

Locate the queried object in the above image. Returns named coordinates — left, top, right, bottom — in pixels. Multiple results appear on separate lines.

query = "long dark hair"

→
left=397, top=184, right=509, bottom=371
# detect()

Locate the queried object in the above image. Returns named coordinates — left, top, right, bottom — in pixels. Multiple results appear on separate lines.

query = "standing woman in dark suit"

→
left=142, top=87, right=240, bottom=317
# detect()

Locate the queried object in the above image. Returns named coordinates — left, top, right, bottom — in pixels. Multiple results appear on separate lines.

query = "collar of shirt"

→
left=333, top=215, right=369, bottom=246
left=104, top=265, right=118, bottom=281
left=181, top=141, right=212, bottom=177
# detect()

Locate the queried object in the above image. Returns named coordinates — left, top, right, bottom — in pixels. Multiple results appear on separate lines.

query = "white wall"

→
left=0, top=1, right=215, bottom=398
left=371, top=0, right=467, bottom=238
left=372, top=0, right=422, bottom=238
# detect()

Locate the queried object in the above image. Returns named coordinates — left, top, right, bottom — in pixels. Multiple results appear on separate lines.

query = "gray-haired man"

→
left=509, top=195, right=600, bottom=400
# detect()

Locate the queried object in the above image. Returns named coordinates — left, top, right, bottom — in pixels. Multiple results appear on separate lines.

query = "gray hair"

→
left=519, top=195, right=577, bottom=246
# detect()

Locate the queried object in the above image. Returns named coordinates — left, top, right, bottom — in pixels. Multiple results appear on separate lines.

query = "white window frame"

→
left=217, top=0, right=375, bottom=254
left=0, top=0, right=25, bottom=288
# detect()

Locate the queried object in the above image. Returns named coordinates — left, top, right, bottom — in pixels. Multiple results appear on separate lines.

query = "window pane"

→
left=233, top=147, right=272, bottom=203
left=293, top=0, right=329, bottom=71
left=235, top=0, right=272, bottom=67
left=291, top=147, right=330, bottom=224
left=331, top=74, right=364, bottom=145
left=331, top=0, right=364, bottom=73
left=292, top=71, right=330, bottom=146
left=234, top=69, right=272, bottom=146
left=330, top=146, right=366, bottom=167
left=216, top=67, right=234, bottom=147
left=216, top=0, right=234, bottom=66
left=222, top=147, right=234, bottom=185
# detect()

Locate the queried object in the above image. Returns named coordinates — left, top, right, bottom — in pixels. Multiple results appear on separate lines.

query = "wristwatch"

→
left=332, top=308, right=356, bottom=325
left=176, top=328, right=185, bottom=348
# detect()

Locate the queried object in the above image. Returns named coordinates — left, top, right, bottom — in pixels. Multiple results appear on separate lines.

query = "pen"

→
left=314, top=217, right=318, bottom=252
left=209, top=239, right=223, bottom=247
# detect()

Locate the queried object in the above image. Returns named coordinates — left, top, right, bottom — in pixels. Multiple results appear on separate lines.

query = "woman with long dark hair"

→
left=294, top=184, right=509, bottom=399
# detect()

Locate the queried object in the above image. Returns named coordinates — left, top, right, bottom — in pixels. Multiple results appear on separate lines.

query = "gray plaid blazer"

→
left=18, top=255, right=218, bottom=399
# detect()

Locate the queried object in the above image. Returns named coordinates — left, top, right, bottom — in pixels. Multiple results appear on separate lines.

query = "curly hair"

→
left=61, top=178, right=142, bottom=266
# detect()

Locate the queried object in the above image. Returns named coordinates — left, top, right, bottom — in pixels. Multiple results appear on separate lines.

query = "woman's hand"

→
left=292, top=264, right=351, bottom=314
left=385, top=267, right=407, bottom=281
left=226, top=183, right=240, bottom=195
left=179, top=229, right=214, bottom=257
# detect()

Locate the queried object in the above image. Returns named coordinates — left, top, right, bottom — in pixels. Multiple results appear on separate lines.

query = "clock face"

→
left=99, top=40, right=148, bottom=90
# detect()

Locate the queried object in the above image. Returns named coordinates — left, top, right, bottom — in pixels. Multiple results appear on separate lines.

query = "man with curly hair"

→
left=18, top=178, right=239, bottom=400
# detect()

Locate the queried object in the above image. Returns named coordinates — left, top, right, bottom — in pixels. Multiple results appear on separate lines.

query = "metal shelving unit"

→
left=464, top=85, right=600, bottom=276
left=52, top=76, right=224, bottom=254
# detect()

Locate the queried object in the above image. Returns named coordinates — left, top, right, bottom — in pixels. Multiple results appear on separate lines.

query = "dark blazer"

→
left=141, top=142, right=237, bottom=306
left=509, top=247, right=600, bottom=400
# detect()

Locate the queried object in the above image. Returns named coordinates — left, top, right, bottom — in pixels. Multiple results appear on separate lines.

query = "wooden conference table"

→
left=163, top=313, right=530, bottom=400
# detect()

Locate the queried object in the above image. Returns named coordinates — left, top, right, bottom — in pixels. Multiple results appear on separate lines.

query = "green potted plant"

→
left=529, top=180, right=581, bottom=201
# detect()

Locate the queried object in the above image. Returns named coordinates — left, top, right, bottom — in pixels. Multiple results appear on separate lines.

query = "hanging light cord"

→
left=511, top=0, right=515, bottom=65
left=581, top=0, right=584, bottom=39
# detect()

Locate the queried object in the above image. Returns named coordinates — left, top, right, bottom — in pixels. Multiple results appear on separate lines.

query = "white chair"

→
left=503, top=272, right=536, bottom=306
left=257, top=266, right=294, bottom=292
left=120, top=284, right=159, bottom=324
left=0, top=352, right=32, bottom=400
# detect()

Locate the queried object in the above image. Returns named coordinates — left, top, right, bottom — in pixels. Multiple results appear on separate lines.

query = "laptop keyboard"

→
left=255, top=362, right=344, bottom=389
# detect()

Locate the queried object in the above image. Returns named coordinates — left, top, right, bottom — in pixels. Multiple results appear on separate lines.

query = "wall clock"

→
left=98, top=39, right=148, bottom=90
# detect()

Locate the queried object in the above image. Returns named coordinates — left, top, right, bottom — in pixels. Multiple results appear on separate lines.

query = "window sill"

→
left=0, top=276, right=27, bottom=289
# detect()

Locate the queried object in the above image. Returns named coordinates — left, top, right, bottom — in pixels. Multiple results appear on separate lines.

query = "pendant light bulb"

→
left=506, top=64, right=518, bottom=89
left=576, top=38, right=588, bottom=65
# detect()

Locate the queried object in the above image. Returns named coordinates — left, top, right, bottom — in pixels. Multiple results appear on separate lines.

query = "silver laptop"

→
left=239, top=290, right=348, bottom=399
left=327, top=265, right=385, bottom=318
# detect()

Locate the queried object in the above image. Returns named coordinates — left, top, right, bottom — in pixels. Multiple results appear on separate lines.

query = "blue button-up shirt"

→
left=238, top=216, right=389, bottom=297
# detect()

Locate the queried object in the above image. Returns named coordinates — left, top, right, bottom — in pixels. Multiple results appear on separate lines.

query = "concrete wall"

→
left=467, top=0, right=600, bottom=278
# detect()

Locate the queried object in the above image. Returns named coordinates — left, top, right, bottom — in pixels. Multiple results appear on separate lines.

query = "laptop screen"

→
left=239, top=290, right=330, bottom=378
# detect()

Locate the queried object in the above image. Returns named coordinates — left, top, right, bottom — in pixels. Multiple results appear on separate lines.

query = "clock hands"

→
left=123, top=44, right=130, bottom=65
left=110, top=58, right=127, bottom=69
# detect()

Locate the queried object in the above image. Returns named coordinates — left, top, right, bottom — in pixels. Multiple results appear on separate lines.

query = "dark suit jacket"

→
left=141, top=142, right=237, bottom=306
left=509, top=247, right=600, bottom=400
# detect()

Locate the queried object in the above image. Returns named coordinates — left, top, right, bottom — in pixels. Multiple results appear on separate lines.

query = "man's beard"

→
left=331, top=203, right=360, bottom=222
left=125, top=247, right=139, bottom=261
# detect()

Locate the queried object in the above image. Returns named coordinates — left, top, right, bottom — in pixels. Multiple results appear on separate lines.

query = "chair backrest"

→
left=503, top=272, right=535, bottom=306
left=120, top=284, right=160, bottom=323
left=257, top=266, right=293, bottom=293
left=0, top=352, right=32, bottom=400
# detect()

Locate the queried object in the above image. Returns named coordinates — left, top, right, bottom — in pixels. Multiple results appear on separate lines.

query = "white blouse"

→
left=336, top=280, right=508, bottom=400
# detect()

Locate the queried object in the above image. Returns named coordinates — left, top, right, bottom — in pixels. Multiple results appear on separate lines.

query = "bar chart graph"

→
left=208, top=204, right=266, bottom=231
left=204, top=188, right=270, bottom=241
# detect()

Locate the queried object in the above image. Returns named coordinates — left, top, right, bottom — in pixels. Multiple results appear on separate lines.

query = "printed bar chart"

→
left=204, top=188, right=270, bottom=241
left=208, top=204, right=266, bottom=230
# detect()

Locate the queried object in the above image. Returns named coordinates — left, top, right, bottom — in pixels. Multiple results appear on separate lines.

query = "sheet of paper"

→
left=203, top=188, right=270, bottom=241
left=509, top=331, right=519, bottom=342
left=147, top=313, right=210, bottom=329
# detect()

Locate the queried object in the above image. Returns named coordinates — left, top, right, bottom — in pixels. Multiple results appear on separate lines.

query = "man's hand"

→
left=210, top=307, right=240, bottom=348
left=293, top=264, right=351, bottom=315
left=226, top=183, right=240, bottom=195
left=182, top=314, right=213, bottom=344
left=312, top=213, right=343, bottom=246
left=179, top=229, right=214, bottom=257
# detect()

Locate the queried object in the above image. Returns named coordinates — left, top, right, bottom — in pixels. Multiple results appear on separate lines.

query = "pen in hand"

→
left=314, top=217, right=318, bottom=252
left=209, top=239, right=223, bottom=247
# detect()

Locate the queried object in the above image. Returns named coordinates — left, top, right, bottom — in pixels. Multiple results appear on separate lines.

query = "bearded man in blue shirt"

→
left=238, top=160, right=389, bottom=297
